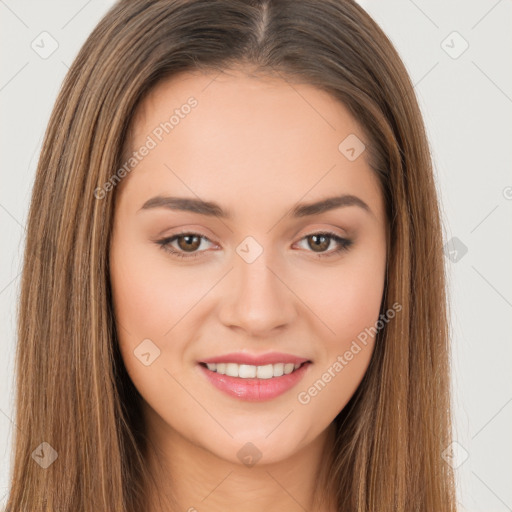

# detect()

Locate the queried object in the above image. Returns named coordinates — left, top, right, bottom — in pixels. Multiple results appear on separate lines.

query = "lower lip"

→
left=198, top=362, right=311, bottom=401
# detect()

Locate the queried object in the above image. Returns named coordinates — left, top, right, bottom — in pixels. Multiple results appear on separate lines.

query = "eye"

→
left=155, top=231, right=353, bottom=259
left=156, top=232, right=215, bottom=259
left=295, top=231, right=353, bottom=258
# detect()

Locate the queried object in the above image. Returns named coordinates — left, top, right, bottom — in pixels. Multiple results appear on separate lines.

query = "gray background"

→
left=1, top=1, right=511, bottom=510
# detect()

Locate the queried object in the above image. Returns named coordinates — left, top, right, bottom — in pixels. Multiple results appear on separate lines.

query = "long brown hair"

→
left=5, top=0, right=457, bottom=510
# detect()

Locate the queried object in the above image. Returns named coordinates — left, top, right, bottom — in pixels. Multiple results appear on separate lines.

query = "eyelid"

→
left=294, top=223, right=349, bottom=240
left=154, top=224, right=218, bottom=240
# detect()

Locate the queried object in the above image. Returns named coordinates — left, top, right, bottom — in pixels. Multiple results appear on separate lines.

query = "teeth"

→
left=239, top=364, right=257, bottom=378
left=205, top=361, right=303, bottom=378
left=225, top=363, right=239, bottom=377
left=273, top=363, right=284, bottom=377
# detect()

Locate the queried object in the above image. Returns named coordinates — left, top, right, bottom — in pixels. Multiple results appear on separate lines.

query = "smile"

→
left=198, top=361, right=311, bottom=401
left=203, top=362, right=302, bottom=379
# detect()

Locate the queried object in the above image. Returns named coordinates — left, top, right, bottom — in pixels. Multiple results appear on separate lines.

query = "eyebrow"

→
left=138, top=194, right=373, bottom=219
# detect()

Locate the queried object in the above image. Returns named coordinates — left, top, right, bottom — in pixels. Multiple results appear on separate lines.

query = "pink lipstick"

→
left=198, top=352, right=312, bottom=401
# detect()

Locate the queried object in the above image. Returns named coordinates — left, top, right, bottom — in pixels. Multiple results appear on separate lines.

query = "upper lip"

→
left=200, top=352, right=311, bottom=366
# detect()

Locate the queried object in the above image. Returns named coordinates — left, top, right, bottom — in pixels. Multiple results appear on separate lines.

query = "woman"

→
left=5, top=0, right=457, bottom=511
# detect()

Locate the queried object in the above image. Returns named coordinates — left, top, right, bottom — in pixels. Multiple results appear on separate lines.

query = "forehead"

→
left=130, top=68, right=366, bottom=149
left=119, top=68, right=384, bottom=224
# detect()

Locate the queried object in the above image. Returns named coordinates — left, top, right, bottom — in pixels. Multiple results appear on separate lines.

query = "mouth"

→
left=198, top=361, right=309, bottom=379
left=197, top=360, right=312, bottom=401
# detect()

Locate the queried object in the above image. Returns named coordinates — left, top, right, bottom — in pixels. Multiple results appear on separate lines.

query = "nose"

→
left=217, top=251, right=297, bottom=337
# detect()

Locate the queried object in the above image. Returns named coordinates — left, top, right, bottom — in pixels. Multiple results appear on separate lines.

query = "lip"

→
left=198, top=361, right=312, bottom=401
left=199, top=352, right=310, bottom=366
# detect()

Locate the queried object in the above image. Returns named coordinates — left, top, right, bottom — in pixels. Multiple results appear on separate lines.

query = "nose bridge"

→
left=218, top=237, right=296, bottom=334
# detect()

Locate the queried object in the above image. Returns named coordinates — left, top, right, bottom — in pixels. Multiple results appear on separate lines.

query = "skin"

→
left=109, top=67, right=388, bottom=512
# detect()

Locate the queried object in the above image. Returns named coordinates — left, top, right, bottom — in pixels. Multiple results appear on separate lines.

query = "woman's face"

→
left=109, top=69, right=387, bottom=465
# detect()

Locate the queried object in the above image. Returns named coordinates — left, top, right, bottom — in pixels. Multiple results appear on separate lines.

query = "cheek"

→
left=110, top=236, right=198, bottom=410
left=333, top=260, right=385, bottom=339
left=295, top=285, right=382, bottom=418
left=293, top=248, right=385, bottom=413
left=294, top=245, right=386, bottom=345
left=110, top=236, right=203, bottom=342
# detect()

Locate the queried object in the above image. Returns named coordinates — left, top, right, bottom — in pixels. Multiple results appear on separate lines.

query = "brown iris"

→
left=176, top=234, right=202, bottom=252
left=307, top=234, right=330, bottom=252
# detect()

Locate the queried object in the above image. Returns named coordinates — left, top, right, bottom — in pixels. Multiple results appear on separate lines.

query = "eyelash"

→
left=155, top=231, right=353, bottom=260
